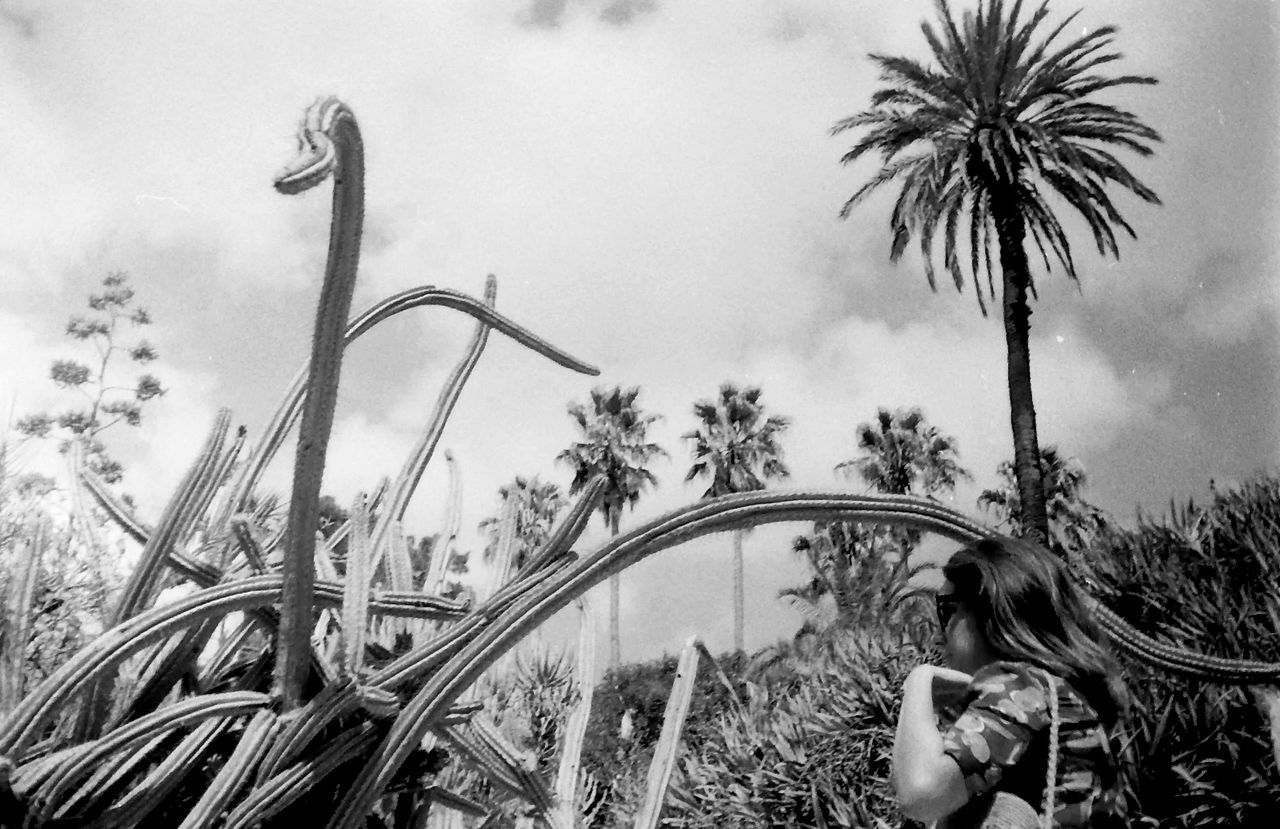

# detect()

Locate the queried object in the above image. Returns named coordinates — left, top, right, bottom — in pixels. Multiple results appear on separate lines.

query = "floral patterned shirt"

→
left=938, top=661, right=1125, bottom=828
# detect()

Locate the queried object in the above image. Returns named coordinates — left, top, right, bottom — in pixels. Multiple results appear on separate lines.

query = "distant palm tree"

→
left=683, top=383, right=791, bottom=653
left=782, top=408, right=968, bottom=642
left=836, top=407, right=969, bottom=497
left=834, top=0, right=1160, bottom=542
left=479, top=475, right=569, bottom=576
left=979, top=444, right=1109, bottom=553
left=557, top=386, right=667, bottom=667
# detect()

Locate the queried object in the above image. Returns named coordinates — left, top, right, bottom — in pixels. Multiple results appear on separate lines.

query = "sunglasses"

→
left=935, top=593, right=963, bottom=632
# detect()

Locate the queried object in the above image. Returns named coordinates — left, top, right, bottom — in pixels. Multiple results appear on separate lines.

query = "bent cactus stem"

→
left=323, top=492, right=994, bottom=827
left=226, top=284, right=600, bottom=523
left=275, top=97, right=365, bottom=710
left=175, top=709, right=280, bottom=829
left=0, top=574, right=470, bottom=756
left=372, top=277, right=497, bottom=565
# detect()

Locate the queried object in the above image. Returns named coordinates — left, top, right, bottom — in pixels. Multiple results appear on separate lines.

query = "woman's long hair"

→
left=943, top=536, right=1129, bottom=726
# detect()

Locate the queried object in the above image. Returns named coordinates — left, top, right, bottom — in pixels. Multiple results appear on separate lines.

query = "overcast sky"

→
left=2, top=0, right=1277, bottom=665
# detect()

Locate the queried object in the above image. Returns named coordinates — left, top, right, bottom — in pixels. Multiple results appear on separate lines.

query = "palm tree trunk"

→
left=994, top=201, right=1050, bottom=544
left=732, top=529, right=744, bottom=653
left=609, top=511, right=621, bottom=668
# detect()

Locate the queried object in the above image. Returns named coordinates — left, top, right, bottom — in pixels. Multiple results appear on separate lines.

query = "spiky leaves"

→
left=834, top=0, right=1159, bottom=543
left=835, top=0, right=1160, bottom=307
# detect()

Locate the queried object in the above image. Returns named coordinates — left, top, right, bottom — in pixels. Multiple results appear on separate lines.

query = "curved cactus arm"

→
left=0, top=516, right=48, bottom=712
left=520, top=475, right=606, bottom=577
left=111, top=620, right=221, bottom=726
left=274, top=97, right=366, bottom=712
left=554, top=597, right=594, bottom=828
left=80, top=465, right=152, bottom=544
left=0, top=568, right=472, bottom=757
left=325, top=492, right=995, bottom=827
left=226, top=284, right=599, bottom=522
left=222, top=720, right=380, bottom=829
left=435, top=723, right=528, bottom=800
left=114, top=409, right=232, bottom=624
left=634, top=636, right=701, bottom=829
left=470, top=717, right=559, bottom=817
left=27, top=691, right=269, bottom=820
left=370, top=555, right=575, bottom=692
left=257, top=676, right=359, bottom=782
left=0, top=577, right=283, bottom=755
left=371, top=278, right=498, bottom=574
left=55, top=729, right=171, bottom=819
left=175, top=709, right=280, bottom=829
left=76, top=716, right=229, bottom=829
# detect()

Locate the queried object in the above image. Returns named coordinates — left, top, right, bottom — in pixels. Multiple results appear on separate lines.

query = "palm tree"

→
left=979, top=444, right=1109, bottom=553
left=833, top=0, right=1160, bottom=542
left=782, top=407, right=969, bottom=643
left=557, top=386, right=667, bottom=667
left=683, top=383, right=791, bottom=653
left=835, top=407, right=969, bottom=497
left=478, top=475, right=569, bottom=577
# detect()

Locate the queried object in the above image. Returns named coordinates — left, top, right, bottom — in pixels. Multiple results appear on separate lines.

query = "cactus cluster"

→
left=2, top=96, right=1276, bottom=829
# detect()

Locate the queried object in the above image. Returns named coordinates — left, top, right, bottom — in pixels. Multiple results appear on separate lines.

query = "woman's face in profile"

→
left=938, top=578, right=995, bottom=675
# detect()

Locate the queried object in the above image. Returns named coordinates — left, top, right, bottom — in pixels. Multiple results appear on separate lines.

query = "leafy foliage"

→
left=833, top=0, right=1162, bottom=311
left=478, top=475, right=568, bottom=573
left=1084, top=475, right=1280, bottom=825
left=579, top=650, right=749, bottom=827
left=558, top=385, right=668, bottom=533
left=835, top=406, right=969, bottom=497
left=978, top=443, right=1111, bottom=555
left=667, top=636, right=930, bottom=829
left=16, top=271, right=165, bottom=483
left=682, top=383, right=790, bottom=499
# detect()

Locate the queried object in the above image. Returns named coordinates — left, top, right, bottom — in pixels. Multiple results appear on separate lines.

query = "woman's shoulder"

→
left=970, top=660, right=1058, bottom=693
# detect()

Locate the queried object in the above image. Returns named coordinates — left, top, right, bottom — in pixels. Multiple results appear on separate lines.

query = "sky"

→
left=1, top=0, right=1277, bottom=668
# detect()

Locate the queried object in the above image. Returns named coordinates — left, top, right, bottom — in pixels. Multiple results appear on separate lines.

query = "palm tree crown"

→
left=683, top=383, right=791, bottom=498
left=479, top=475, right=568, bottom=573
left=835, top=407, right=970, bottom=497
left=557, top=386, right=667, bottom=533
left=834, top=0, right=1161, bottom=314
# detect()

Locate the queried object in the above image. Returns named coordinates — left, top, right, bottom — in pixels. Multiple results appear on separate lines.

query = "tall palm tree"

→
left=833, top=0, right=1160, bottom=542
left=557, top=386, right=667, bottom=667
left=683, top=383, right=791, bottom=653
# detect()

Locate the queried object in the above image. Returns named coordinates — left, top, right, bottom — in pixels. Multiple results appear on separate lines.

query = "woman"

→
left=892, top=537, right=1128, bottom=827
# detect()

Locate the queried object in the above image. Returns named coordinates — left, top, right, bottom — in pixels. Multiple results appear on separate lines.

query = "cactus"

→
left=0, top=515, right=47, bottom=712
left=634, top=635, right=701, bottom=829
